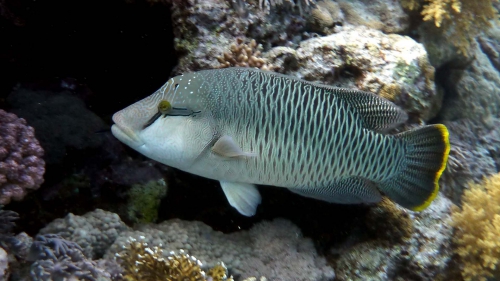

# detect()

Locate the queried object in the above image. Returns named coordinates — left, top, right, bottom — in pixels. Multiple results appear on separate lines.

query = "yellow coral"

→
left=421, top=0, right=461, bottom=27
left=451, top=173, right=500, bottom=281
left=116, top=237, right=234, bottom=281
left=402, top=0, right=498, bottom=55
left=207, top=262, right=230, bottom=281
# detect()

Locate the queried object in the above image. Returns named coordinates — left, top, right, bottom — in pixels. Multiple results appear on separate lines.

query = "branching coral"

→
left=420, top=0, right=462, bottom=27
left=216, top=38, right=274, bottom=70
left=451, top=172, right=500, bottom=281
left=116, top=237, right=233, bottom=281
left=401, top=0, right=498, bottom=55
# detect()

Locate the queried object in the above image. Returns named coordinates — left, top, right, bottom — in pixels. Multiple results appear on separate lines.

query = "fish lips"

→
left=111, top=114, right=145, bottom=147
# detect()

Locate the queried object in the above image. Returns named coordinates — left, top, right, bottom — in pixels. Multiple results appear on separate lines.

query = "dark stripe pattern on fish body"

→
left=111, top=67, right=450, bottom=216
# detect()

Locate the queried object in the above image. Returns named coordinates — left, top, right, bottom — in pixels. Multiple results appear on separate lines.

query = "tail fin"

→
left=379, top=124, right=450, bottom=211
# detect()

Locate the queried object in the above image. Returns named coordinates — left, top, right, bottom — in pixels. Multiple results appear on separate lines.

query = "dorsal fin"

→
left=225, top=68, right=408, bottom=131
left=332, top=89, right=408, bottom=131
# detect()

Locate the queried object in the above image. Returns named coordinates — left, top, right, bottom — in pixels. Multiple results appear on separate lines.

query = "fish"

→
left=111, top=67, right=450, bottom=216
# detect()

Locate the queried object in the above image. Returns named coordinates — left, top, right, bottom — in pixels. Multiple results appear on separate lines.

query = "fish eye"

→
left=158, top=100, right=172, bottom=114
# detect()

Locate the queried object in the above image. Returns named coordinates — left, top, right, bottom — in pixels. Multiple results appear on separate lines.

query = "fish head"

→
left=112, top=75, right=215, bottom=169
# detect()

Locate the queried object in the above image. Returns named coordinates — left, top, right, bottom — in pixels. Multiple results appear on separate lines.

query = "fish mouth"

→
left=111, top=113, right=144, bottom=147
left=111, top=124, right=144, bottom=146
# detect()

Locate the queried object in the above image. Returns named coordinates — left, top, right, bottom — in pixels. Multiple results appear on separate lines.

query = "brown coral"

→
left=451, top=173, right=500, bottom=281
left=216, top=38, right=274, bottom=70
left=116, top=237, right=234, bottom=281
left=365, top=197, right=414, bottom=243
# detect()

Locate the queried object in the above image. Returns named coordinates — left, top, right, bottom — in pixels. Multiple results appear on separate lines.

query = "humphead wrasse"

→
left=111, top=68, right=450, bottom=216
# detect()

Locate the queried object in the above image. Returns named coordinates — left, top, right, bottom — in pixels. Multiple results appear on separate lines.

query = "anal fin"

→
left=289, top=177, right=382, bottom=204
left=220, top=181, right=261, bottom=216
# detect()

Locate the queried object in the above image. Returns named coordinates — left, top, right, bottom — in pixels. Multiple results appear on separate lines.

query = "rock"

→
left=416, top=21, right=469, bottom=68
left=39, top=209, right=129, bottom=259
left=335, top=0, right=408, bottom=34
left=171, top=0, right=309, bottom=74
left=7, top=85, right=107, bottom=164
left=332, top=195, right=454, bottom=281
left=438, top=23, right=500, bottom=123
left=105, top=218, right=335, bottom=281
left=266, top=26, right=440, bottom=122
left=171, top=0, right=408, bottom=75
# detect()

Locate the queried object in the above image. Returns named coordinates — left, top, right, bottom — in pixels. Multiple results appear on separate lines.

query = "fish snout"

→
left=111, top=111, right=143, bottom=145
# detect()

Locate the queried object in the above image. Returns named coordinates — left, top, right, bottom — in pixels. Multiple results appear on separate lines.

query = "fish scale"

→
left=112, top=67, right=450, bottom=216
left=202, top=69, right=401, bottom=188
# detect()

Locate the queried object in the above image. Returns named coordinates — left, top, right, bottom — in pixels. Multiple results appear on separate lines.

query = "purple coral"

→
left=0, top=109, right=45, bottom=205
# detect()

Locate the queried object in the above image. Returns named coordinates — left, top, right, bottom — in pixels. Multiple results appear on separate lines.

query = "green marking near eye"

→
left=158, top=100, right=172, bottom=114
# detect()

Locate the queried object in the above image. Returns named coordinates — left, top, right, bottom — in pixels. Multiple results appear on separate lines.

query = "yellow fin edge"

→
left=411, top=124, right=450, bottom=212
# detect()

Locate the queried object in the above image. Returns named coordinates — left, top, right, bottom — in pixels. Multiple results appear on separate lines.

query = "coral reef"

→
left=365, top=198, right=414, bottom=243
left=336, top=0, right=408, bottom=34
left=0, top=109, right=45, bottom=205
left=170, top=0, right=309, bottom=74
left=332, top=195, right=454, bottom=280
left=2, top=0, right=493, bottom=279
left=38, top=209, right=130, bottom=259
left=451, top=172, right=500, bottom=281
left=439, top=119, right=498, bottom=203
left=265, top=26, right=440, bottom=122
left=216, top=38, right=273, bottom=70
left=403, top=0, right=497, bottom=56
left=261, top=0, right=314, bottom=9
left=116, top=237, right=233, bottom=281
left=256, top=0, right=314, bottom=14
left=430, top=0, right=495, bottom=55
left=28, top=234, right=111, bottom=281
left=0, top=208, right=18, bottom=235
left=309, top=1, right=337, bottom=33
left=170, top=0, right=409, bottom=75
left=433, top=24, right=500, bottom=204
left=105, top=218, right=335, bottom=281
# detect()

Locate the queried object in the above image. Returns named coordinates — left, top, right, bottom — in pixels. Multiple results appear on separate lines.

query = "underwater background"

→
left=0, top=0, right=499, bottom=280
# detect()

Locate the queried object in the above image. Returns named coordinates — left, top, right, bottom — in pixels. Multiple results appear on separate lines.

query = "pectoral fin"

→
left=212, top=135, right=257, bottom=158
left=289, top=177, right=382, bottom=204
left=220, top=181, right=261, bottom=216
